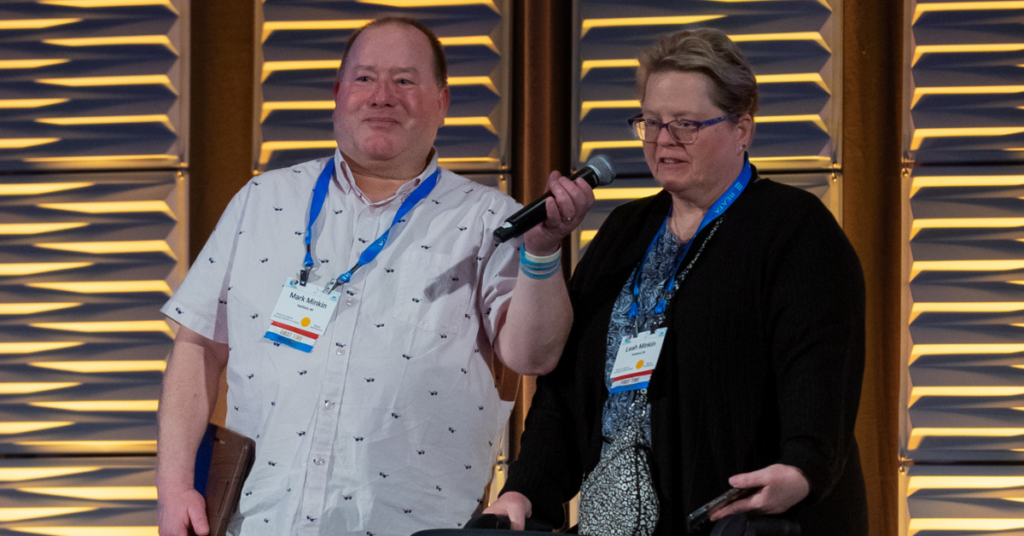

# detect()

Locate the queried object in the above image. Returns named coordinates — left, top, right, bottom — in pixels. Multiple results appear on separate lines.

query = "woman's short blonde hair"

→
left=637, top=28, right=759, bottom=117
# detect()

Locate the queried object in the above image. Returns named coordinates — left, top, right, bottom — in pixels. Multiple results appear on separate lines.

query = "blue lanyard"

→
left=628, top=160, right=752, bottom=320
left=299, top=158, right=440, bottom=291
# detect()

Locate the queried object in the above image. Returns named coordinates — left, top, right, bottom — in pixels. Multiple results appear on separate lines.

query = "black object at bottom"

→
left=710, top=513, right=801, bottom=536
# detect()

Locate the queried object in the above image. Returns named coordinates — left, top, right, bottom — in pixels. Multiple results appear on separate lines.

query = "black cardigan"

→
left=503, top=172, right=868, bottom=535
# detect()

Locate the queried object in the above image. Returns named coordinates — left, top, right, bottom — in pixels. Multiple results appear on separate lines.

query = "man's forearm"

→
left=156, top=327, right=228, bottom=493
left=495, top=267, right=572, bottom=376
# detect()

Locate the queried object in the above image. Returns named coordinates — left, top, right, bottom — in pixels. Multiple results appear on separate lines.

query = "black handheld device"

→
left=687, top=487, right=758, bottom=531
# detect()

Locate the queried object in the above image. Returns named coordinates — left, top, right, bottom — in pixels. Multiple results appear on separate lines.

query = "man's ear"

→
left=438, top=85, right=451, bottom=126
left=333, top=80, right=341, bottom=100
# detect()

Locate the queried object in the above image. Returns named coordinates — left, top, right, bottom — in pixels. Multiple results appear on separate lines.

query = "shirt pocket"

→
left=390, top=249, right=473, bottom=335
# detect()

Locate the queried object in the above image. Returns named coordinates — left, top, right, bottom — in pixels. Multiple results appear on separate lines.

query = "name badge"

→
left=263, top=278, right=340, bottom=352
left=609, top=328, right=666, bottom=393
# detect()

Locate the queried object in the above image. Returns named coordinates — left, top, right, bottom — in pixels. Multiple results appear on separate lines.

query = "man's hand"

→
left=482, top=491, right=533, bottom=531
left=709, top=464, right=810, bottom=522
left=522, top=170, right=595, bottom=255
left=158, top=487, right=210, bottom=536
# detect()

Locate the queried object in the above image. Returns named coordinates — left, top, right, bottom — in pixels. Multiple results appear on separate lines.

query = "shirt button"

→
left=336, top=346, right=346, bottom=356
left=324, top=400, right=335, bottom=410
left=345, top=298, right=355, bottom=306
left=313, top=458, right=324, bottom=466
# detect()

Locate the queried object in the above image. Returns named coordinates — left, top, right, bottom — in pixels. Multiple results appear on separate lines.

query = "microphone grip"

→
left=492, top=192, right=553, bottom=244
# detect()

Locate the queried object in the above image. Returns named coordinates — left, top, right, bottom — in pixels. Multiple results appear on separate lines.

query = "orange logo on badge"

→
left=301, top=317, right=311, bottom=327
left=636, top=360, right=644, bottom=369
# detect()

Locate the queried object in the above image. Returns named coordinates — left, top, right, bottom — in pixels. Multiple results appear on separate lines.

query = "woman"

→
left=485, top=28, right=867, bottom=535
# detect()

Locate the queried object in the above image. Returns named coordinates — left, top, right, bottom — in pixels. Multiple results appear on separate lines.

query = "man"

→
left=156, top=18, right=594, bottom=536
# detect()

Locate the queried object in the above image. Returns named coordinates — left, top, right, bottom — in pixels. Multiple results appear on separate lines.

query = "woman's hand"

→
left=482, top=491, right=533, bottom=531
left=522, top=171, right=595, bottom=255
left=709, top=463, right=810, bottom=521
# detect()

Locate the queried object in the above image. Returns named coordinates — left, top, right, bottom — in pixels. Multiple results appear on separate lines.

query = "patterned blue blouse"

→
left=601, top=224, right=684, bottom=453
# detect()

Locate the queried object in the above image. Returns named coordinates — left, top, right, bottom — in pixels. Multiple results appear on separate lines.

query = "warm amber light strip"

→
left=581, top=15, right=726, bottom=36
left=38, top=201, right=172, bottom=214
left=580, top=230, right=597, bottom=247
left=437, top=35, right=498, bottom=52
left=731, top=32, right=829, bottom=51
left=0, top=183, right=90, bottom=195
left=28, top=280, right=172, bottom=295
left=579, top=99, right=640, bottom=119
left=912, top=1, right=1024, bottom=24
left=0, top=138, right=60, bottom=149
left=748, top=156, right=832, bottom=163
left=910, top=343, right=1024, bottom=365
left=0, top=263, right=92, bottom=276
left=0, top=383, right=80, bottom=395
left=0, top=342, right=83, bottom=354
left=912, top=85, right=1024, bottom=108
left=44, top=35, right=174, bottom=51
left=0, top=508, right=96, bottom=522
left=0, top=19, right=80, bottom=29
left=15, top=440, right=156, bottom=450
left=594, top=188, right=663, bottom=201
left=30, top=321, right=173, bottom=336
left=755, top=114, right=827, bottom=132
left=0, top=303, right=81, bottom=315
left=579, top=60, right=639, bottom=79
left=261, top=60, right=340, bottom=82
left=0, top=467, right=99, bottom=482
left=911, top=260, right=1024, bottom=280
left=358, top=0, right=498, bottom=11
left=30, top=400, right=159, bottom=412
left=448, top=76, right=498, bottom=93
left=910, top=301, right=1024, bottom=323
left=10, top=528, right=158, bottom=536
left=0, top=422, right=74, bottom=435
left=0, top=60, right=70, bottom=69
left=911, top=475, right=1024, bottom=490
left=908, top=386, right=1024, bottom=406
left=259, top=141, right=335, bottom=165
left=913, top=44, right=1024, bottom=66
left=0, top=99, right=68, bottom=109
left=37, top=114, right=174, bottom=130
left=25, top=154, right=175, bottom=163
left=18, top=486, right=157, bottom=500
left=444, top=117, right=496, bottom=133
left=755, top=73, right=829, bottom=91
left=909, top=427, right=1024, bottom=449
left=436, top=157, right=499, bottom=163
left=261, top=19, right=372, bottom=42
left=36, top=75, right=175, bottom=91
left=580, top=140, right=643, bottom=161
left=910, top=174, right=1024, bottom=197
left=40, top=0, right=175, bottom=7
left=908, top=519, right=1024, bottom=534
left=30, top=360, right=167, bottom=373
left=35, top=240, right=174, bottom=256
left=911, top=127, right=1024, bottom=151
left=0, top=223, right=88, bottom=235
left=261, top=101, right=334, bottom=121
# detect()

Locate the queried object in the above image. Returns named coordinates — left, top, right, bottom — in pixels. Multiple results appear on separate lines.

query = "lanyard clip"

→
left=299, top=268, right=310, bottom=286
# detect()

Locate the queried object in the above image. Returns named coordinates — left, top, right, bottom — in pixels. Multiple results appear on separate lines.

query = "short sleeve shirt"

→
left=162, top=149, right=522, bottom=536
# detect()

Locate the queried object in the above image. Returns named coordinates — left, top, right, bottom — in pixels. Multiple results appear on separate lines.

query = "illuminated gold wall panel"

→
left=0, top=0, right=188, bottom=171
left=572, top=0, right=843, bottom=260
left=573, top=0, right=842, bottom=175
left=902, top=1, right=1024, bottom=534
left=0, top=171, right=186, bottom=455
left=901, top=465, right=1024, bottom=536
left=259, top=0, right=510, bottom=174
left=905, top=165, right=1024, bottom=463
left=906, top=1, right=1024, bottom=165
left=0, top=457, right=156, bottom=535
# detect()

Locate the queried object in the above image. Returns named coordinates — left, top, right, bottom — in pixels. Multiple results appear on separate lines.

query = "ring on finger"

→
left=563, top=217, right=573, bottom=222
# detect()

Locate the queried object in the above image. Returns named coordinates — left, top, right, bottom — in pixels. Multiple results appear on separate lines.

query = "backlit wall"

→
left=0, top=0, right=187, bottom=533
left=901, top=1, right=1024, bottom=534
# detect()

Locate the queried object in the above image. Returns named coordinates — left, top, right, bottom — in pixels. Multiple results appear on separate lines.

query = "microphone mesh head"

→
left=586, top=155, right=616, bottom=186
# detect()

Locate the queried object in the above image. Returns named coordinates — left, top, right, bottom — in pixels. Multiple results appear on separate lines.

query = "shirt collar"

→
left=333, top=148, right=440, bottom=205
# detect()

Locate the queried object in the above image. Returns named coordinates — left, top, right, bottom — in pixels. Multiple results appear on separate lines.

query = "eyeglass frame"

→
left=626, top=113, right=738, bottom=144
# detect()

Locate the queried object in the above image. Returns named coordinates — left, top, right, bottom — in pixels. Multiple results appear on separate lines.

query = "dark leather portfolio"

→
left=193, top=423, right=256, bottom=536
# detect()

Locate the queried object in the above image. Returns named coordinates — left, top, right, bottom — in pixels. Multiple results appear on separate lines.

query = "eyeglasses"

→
left=627, top=113, right=735, bottom=144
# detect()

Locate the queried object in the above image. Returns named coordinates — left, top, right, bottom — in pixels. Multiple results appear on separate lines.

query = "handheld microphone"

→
left=493, top=155, right=616, bottom=244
